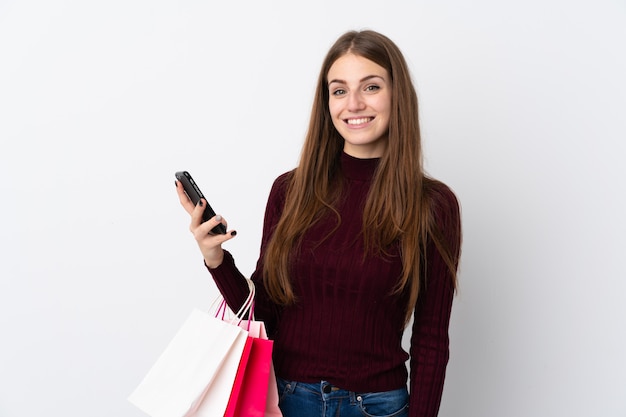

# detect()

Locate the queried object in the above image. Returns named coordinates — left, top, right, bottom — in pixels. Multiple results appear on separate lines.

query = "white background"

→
left=1, top=1, right=625, bottom=416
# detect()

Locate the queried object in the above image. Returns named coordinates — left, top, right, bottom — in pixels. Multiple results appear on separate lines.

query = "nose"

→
left=347, top=91, right=366, bottom=112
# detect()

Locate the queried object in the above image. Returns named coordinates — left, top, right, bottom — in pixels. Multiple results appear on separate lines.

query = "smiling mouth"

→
left=345, top=117, right=374, bottom=126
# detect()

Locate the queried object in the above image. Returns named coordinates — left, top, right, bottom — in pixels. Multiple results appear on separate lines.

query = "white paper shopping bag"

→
left=128, top=308, right=248, bottom=417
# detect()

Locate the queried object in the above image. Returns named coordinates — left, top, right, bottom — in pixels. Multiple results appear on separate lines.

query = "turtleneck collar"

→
left=340, top=151, right=381, bottom=181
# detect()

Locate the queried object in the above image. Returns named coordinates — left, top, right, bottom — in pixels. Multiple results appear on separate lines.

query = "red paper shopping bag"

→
left=226, top=336, right=274, bottom=417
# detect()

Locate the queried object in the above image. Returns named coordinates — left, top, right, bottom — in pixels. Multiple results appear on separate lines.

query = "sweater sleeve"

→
left=408, top=183, right=462, bottom=417
left=206, top=172, right=291, bottom=336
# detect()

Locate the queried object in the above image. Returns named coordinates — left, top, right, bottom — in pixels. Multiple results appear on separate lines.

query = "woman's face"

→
left=327, top=53, right=392, bottom=158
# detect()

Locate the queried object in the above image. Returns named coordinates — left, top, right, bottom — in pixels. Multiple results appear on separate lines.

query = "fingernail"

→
left=230, top=230, right=237, bottom=237
left=215, top=215, right=222, bottom=222
left=198, top=200, right=203, bottom=207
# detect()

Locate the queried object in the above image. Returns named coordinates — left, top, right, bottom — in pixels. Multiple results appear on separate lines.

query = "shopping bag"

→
left=246, top=320, right=282, bottom=417
left=224, top=336, right=273, bottom=417
left=128, top=308, right=248, bottom=417
left=129, top=280, right=256, bottom=417
left=265, top=361, right=282, bottom=417
left=222, top=305, right=282, bottom=417
left=249, top=312, right=282, bottom=416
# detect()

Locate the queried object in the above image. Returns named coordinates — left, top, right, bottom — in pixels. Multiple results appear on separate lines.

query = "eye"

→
left=331, top=88, right=346, bottom=96
left=365, top=84, right=380, bottom=92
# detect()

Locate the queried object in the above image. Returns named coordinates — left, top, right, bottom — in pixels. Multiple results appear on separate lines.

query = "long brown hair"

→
left=263, top=30, right=458, bottom=325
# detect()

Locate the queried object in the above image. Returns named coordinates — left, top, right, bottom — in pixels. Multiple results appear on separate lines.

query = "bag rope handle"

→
left=212, top=279, right=256, bottom=329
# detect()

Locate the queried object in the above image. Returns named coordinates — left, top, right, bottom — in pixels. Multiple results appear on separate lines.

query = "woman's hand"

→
left=175, top=180, right=237, bottom=268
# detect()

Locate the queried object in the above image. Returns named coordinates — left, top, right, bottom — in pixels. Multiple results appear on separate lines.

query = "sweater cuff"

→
left=204, top=250, right=250, bottom=306
left=204, top=250, right=234, bottom=272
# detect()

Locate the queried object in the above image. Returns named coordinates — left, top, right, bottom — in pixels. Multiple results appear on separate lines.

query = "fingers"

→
left=196, top=226, right=238, bottom=244
left=188, top=198, right=208, bottom=229
left=175, top=180, right=195, bottom=214
left=194, top=213, right=228, bottom=236
left=189, top=206, right=236, bottom=237
left=192, top=214, right=237, bottom=267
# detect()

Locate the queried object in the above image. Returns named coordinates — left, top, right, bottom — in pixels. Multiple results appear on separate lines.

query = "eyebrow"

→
left=328, top=74, right=386, bottom=86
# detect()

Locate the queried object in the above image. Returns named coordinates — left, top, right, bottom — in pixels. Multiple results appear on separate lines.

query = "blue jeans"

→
left=277, top=378, right=409, bottom=417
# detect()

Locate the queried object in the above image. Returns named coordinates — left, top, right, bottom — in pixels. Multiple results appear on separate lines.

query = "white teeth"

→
left=346, top=117, right=371, bottom=125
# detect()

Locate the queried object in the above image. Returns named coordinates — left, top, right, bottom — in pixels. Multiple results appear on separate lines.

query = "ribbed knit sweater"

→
left=208, top=152, right=461, bottom=417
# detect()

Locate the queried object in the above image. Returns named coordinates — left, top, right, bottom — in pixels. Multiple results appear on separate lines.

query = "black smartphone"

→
left=175, top=171, right=227, bottom=235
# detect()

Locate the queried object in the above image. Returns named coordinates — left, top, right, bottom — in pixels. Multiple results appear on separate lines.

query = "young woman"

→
left=176, top=30, right=462, bottom=417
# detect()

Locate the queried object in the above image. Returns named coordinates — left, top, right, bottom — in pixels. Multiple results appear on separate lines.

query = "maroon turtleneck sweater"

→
left=208, top=152, right=461, bottom=417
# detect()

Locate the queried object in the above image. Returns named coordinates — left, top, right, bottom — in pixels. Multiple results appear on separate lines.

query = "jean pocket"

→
left=276, top=377, right=296, bottom=402
left=356, top=387, right=409, bottom=417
